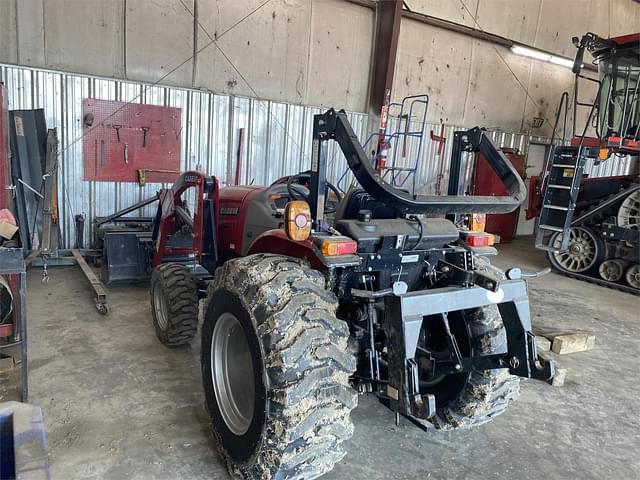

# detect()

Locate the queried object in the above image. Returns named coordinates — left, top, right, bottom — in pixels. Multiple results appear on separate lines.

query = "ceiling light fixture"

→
left=510, top=45, right=575, bottom=69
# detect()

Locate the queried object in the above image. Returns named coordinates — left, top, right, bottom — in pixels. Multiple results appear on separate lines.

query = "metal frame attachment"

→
left=383, top=279, right=554, bottom=420
left=309, top=109, right=527, bottom=222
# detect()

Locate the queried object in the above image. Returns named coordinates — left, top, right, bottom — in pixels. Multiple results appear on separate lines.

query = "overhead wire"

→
left=48, top=0, right=274, bottom=245
left=456, top=0, right=560, bottom=131
left=178, top=0, right=309, bottom=173
left=56, top=0, right=274, bottom=163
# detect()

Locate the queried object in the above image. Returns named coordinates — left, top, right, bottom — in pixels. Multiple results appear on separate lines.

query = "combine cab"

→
left=529, top=32, right=639, bottom=293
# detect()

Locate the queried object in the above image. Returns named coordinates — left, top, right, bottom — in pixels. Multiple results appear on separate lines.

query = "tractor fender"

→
left=246, top=229, right=325, bottom=271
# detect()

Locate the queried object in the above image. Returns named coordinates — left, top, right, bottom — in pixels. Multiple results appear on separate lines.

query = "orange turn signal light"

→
left=469, top=213, right=486, bottom=232
left=284, top=200, right=311, bottom=241
left=599, top=148, right=610, bottom=160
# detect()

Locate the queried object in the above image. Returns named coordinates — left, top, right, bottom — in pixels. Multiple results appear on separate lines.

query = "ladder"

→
left=535, top=145, right=587, bottom=252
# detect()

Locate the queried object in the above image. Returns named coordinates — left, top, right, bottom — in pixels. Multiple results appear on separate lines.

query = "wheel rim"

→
left=598, top=260, right=624, bottom=282
left=418, top=312, right=471, bottom=405
left=626, top=265, right=640, bottom=289
left=211, top=312, right=255, bottom=435
left=552, top=227, right=599, bottom=273
left=617, top=190, right=640, bottom=230
left=153, top=282, right=169, bottom=330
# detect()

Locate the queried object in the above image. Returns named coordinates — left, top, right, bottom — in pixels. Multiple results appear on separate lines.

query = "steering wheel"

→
left=285, top=172, right=343, bottom=214
left=286, top=174, right=310, bottom=201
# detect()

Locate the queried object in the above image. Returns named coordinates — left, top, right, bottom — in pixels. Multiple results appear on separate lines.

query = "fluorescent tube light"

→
left=548, top=56, right=575, bottom=68
left=510, top=45, right=575, bottom=69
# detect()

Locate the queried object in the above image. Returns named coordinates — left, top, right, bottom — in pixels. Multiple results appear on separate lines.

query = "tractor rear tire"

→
left=430, top=257, right=520, bottom=430
left=201, top=254, right=357, bottom=480
left=429, top=304, right=520, bottom=430
left=150, top=263, right=198, bottom=347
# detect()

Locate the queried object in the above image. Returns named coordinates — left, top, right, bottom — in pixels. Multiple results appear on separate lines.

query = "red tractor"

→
left=101, top=109, right=554, bottom=479
left=528, top=32, right=639, bottom=293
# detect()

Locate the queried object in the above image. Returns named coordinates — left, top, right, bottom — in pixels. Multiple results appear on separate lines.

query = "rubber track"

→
left=551, top=185, right=640, bottom=295
left=572, top=184, right=640, bottom=227
left=205, top=254, right=357, bottom=480
left=430, top=257, right=520, bottom=430
left=150, top=263, right=198, bottom=346
left=550, top=267, right=639, bottom=295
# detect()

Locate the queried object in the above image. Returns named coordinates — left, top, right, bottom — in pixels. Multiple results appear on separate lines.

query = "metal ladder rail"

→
left=335, top=95, right=429, bottom=194
left=538, top=92, right=570, bottom=197
left=537, top=81, right=606, bottom=251
left=336, top=132, right=377, bottom=192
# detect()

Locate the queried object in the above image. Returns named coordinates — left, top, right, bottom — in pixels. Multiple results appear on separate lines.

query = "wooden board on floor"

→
left=535, top=335, right=551, bottom=352
left=550, top=333, right=596, bottom=354
left=533, top=328, right=596, bottom=354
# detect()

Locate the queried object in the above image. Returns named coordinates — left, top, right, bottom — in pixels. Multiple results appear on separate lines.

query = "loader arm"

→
left=309, top=108, right=526, bottom=222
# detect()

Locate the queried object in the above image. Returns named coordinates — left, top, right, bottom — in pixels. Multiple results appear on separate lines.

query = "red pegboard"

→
left=82, top=99, right=182, bottom=183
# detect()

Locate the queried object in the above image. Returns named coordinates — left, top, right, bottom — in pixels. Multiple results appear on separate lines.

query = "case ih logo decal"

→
left=183, top=174, right=199, bottom=183
left=220, top=207, right=239, bottom=216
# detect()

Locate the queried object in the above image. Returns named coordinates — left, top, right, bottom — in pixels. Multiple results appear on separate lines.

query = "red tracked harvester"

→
left=528, top=32, right=639, bottom=293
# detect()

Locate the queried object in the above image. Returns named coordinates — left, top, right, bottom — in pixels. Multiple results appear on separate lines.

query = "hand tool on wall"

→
left=113, top=124, right=122, bottom=143
left=141, top=126, right=150, bottom=147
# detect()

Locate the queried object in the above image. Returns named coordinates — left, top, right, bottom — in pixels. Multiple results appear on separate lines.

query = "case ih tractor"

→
left=102, top=109, right=554, bottom=479
left=528, top=32, right=639, bottom=293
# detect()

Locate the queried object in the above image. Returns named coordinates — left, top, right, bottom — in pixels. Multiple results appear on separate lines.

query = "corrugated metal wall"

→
left=0, top=64, right=369, bottom=248
left=2, top=64, right=635, bottom=248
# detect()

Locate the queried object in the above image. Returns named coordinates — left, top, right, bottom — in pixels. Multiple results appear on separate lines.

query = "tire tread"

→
left=430, top=257, right=520, bottom=430
left=150, top=263, right=198, bottom=347
left=204, top=254, right=357, bottom=480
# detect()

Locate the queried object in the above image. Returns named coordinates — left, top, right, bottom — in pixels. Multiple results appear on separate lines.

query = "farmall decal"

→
left=220, top=207, right=240, bottom=216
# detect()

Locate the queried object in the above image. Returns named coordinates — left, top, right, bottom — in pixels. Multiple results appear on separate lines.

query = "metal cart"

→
left=0, top=248, right=28, bottom=401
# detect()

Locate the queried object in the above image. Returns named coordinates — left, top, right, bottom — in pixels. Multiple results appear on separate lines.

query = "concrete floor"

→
left=15, top=237, right=640, bottom=479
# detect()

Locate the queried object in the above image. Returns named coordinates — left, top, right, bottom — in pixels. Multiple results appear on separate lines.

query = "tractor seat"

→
left=334, top=187, right=397, bottom=222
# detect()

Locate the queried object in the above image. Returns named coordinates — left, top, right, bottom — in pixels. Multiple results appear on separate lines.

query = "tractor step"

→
left=538, top=224, right=564, bottom=232
left=542, top=205, right=569, bottom=211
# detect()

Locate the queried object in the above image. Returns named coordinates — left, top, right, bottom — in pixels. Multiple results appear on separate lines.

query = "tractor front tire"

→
left=150, top=263, right=198, bottom=347
left=201, top=254, right=357, bottom=480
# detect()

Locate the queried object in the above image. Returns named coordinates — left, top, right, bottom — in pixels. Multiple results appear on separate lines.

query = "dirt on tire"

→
left=202, top=254, right=357, bottom=479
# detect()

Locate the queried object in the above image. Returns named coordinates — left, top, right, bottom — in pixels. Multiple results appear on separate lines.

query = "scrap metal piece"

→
left=70, top=249, right=109, bottom=315
left=41, top=129, right=59, bottom=255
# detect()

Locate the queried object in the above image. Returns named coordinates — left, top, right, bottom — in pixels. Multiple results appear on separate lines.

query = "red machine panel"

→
left=472, top=148, right=526, bottom=243
left=82, top=99, right=181, bottom=183
left=217, top=186, right=262, bottom=255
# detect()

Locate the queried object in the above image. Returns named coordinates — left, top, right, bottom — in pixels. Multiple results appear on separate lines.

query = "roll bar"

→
left=309, top=109, right=527, bottom=222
